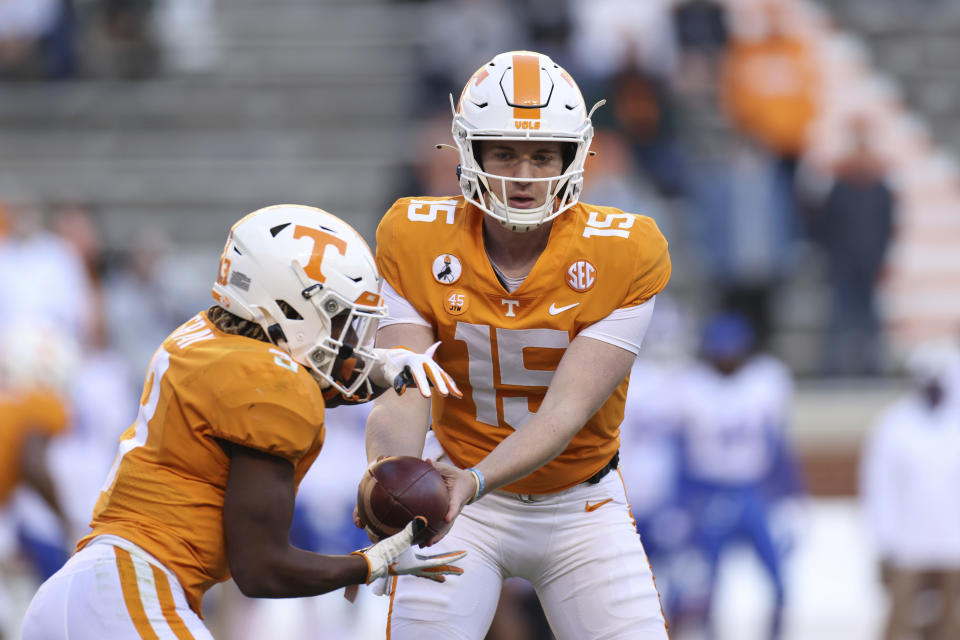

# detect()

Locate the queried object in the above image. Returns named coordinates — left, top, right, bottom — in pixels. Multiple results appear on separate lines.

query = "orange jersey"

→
left=78, top=311, right=327, bottom=615
left=0, top=389, right=69, bottom=505
left=376, top=197, right=670, bottom=493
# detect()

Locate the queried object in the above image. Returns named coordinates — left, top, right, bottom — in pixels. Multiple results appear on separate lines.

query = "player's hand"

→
left=370, top=343, right=462, bottom=398
left=353, top=517, right=466, bottom=584
left=424, top=461, right=477, bottom=546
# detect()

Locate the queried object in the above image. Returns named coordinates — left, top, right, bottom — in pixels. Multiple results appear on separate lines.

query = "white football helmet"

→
left=211, top=204, right=387, bottom=396
left=0, top=321, right=80, bottom=394
left=451, top=50, right=602, bottom=232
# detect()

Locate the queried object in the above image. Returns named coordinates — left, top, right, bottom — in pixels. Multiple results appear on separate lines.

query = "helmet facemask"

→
left=454, top=126, right=591, bottom=232
left=289, top=261, right=382, bottom=397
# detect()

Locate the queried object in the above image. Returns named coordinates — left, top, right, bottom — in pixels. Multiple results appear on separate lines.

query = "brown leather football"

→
left=356, top=456, right=449, bottom=541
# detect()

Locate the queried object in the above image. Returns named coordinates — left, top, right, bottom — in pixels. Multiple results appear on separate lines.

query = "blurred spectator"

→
left=84, top=0, right=159, bottom=78
left=151, top=0, right=219, bottom=74
left=52, top=202, right=104, bottom=292
left=803, top=115, right=895, bottom=376
left=398, top=111, right=462, bottom=198
left=0, top=198, right=94, bottom=342
left=689, top=136, right=800, bottom=348
left=719, top=0, right=818, bottom=190
left=669, top=312, right=804, bottom=639
left=569, top=0, right=677, bottom=82
left=672, top=0, right=729, bottom=89
left=673, top=0, right=727, bottom=57
left=0, top=201, right=8, bottom=238
left=412, top=0, right=525, bottom=110
left=567, top=0, right=688, bottom=196
left=860, top=341, right=960, bottom=640
left=0, top=0, right=75, bottom=79
left=602, top=64, right=688, bottom=197
left=103, top=225, right=192, bottom=378
left=512, top=0, right=573, bottom=63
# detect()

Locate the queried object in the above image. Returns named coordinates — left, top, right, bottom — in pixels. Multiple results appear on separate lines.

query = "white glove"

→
left=352, top=517, right=466, bottom=585
left=370, top=342, right=462, bottom=398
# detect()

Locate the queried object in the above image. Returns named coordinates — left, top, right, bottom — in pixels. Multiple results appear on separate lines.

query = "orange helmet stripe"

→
left=512, top=53, right=541, bottom=120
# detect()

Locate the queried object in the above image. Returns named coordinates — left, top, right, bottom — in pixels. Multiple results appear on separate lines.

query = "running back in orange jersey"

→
left=376, top=197, right=670, bottom=494
left=78, top=311, right=327, bottom=614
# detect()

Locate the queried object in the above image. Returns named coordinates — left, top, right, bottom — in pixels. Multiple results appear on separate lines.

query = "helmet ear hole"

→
left=276, top=300, right=303, bottom=320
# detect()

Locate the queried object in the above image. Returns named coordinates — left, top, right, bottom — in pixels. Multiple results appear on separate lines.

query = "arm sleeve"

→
left=579, top=296, right=657, bottom=356
left=380, top=280, right=432, bottom=329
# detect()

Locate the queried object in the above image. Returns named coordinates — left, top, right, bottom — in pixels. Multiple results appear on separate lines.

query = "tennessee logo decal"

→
left=444, top=289, right=469, bottom=316
left=433, top=253, right=462, bottom=284
left=566, top=259, right=596, bottom=292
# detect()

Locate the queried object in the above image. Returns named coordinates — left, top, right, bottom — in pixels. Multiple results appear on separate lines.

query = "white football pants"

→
left=21, top=535, right=212, bottom=640
left=388, top=470, right=668, bottom=639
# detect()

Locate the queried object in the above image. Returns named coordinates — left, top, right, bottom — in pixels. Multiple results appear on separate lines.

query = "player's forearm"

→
left=232, top=547, right=368, bottom=598
left=365, top=395, right=431, bottom=461
left=472, top=398, right=586, bottom=492
left=366, top=324, right=437, bottom=460
left=474, top=336, right=635, bottom=493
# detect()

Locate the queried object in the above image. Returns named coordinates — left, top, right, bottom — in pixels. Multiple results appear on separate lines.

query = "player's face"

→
left=479, top=141, right=564, bottom=211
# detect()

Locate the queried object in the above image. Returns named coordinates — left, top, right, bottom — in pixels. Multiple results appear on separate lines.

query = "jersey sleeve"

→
left=375, top=200, right=406, bottom=297
left=197, top=351, right=325, bottom=464
left=624, top=216, right=671, bottom=308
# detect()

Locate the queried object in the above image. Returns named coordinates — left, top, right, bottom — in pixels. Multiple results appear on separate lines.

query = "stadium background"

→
left=1, top=0, right=959, bottom=637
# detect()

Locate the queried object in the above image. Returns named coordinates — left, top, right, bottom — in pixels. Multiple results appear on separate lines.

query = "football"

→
left=356, top=456, right=450, bottom=541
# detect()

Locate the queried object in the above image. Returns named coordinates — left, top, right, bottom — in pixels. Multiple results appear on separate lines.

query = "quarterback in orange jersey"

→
left=22, top=205, right=465, bottom=640
left=364, top=51, right=671, bottom=639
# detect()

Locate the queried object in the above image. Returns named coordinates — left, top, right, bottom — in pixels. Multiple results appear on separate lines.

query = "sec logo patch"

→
left=433, top=253, right=462, bottom=284
left=566, top=259, right=596, bottom=292
left=444, top=289, right=470, bottom=316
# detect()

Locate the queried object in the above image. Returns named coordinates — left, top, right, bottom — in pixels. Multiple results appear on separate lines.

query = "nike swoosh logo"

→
left=584, top=498, right=613, bottom=513
left=548, top=302, right=580, bottom=315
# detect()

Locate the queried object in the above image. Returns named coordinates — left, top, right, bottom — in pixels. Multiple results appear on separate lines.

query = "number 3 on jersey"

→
left=454, top=322, right=568, bottom=429
left=100, top=347, right=171, bottom=494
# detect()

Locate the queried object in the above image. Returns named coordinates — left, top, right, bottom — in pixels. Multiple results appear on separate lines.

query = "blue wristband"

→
left=466, top=467, right=485, bottom=504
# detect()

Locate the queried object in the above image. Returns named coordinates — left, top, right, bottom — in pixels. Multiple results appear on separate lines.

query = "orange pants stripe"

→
left=114, top=546, right=161, bottom=640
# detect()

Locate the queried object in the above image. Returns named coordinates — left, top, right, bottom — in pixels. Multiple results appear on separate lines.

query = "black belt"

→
left=585, top=451, right=619, bottom=485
